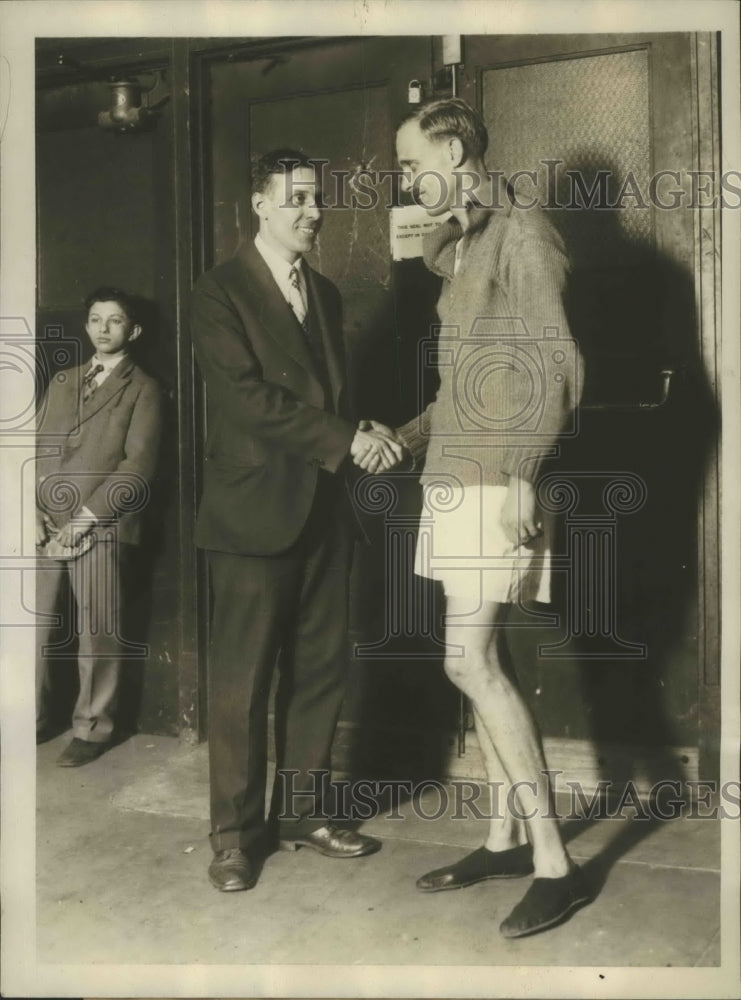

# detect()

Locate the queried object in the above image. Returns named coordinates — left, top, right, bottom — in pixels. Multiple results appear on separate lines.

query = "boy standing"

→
left=35, top=287, right=163, bottom=766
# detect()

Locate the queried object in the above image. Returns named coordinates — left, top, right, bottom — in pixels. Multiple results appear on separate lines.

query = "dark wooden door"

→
left=456, top=33, right=720, bottom=781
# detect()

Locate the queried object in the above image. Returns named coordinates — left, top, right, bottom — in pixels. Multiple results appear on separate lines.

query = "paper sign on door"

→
left=390, top=204, right=447, bottom=261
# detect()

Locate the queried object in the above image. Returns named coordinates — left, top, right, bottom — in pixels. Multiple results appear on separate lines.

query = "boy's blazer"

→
left=191, top=240, right=356, bottom=557
left=36, top=357, right=163, bottom=545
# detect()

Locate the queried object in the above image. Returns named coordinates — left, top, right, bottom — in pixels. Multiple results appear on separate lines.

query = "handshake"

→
left=350, top=420, right=408, bottom=474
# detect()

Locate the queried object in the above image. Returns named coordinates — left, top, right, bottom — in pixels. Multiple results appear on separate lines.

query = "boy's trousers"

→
left=35, top=540, right=132, bottom=742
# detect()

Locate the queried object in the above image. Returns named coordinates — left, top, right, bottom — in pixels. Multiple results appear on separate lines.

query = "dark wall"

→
left=36, top=60, right=181, bottom=734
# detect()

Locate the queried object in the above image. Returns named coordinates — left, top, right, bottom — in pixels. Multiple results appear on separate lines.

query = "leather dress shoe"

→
left=279, top=824, right=381, bottom=858
left=417, top=843, right=534, bottom=892
left=499, top=865, right=591, bottom=938
left=208, top=849, right=257, bottom=892
left=56, top=737, right=110, bottom=767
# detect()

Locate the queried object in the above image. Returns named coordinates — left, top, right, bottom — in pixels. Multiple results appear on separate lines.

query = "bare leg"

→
left=471, top=707, right=528, bottom=852
left=444, top=598, right=570, bottom=878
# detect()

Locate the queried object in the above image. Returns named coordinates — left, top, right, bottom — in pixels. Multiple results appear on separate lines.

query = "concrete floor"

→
left=36, top=732, right=722, bottom=971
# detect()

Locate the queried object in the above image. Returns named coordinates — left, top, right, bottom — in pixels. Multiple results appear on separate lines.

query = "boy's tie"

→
left=82, top=363, right=104, bottom=402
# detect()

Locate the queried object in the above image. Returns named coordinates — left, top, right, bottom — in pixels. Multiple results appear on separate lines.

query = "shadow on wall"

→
left=543, top=154, right=718, bottom=788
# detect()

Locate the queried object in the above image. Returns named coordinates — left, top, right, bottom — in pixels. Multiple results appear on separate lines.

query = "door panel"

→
left=481, top=48, right=653, bottom=263
left=458, top=34, right=716, bottom=762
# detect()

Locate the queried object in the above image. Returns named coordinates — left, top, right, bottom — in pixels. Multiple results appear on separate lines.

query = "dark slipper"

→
left=416, top=843, right=534, bottom=892
left=500, top=865, right=591, bottom=938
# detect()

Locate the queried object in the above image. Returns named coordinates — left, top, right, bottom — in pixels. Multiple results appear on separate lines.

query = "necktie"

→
left=288, top=266, right=307, bottom=329
left=287, top=267, right=333, bottom=409
left=82, top=363, right=104, bottom=402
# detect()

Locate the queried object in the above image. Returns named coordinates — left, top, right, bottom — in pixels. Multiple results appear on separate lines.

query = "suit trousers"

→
left=207, top=474, right=354, bottom=854
left=35, top=540, right=130, bottom=742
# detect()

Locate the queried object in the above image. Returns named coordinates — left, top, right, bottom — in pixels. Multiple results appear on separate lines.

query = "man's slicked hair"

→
left=399, top=98, right=488, bottom=161
left=251, top=148, right=315, bottom=195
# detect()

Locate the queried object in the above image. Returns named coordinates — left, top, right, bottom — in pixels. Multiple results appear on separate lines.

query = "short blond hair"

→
left=400, top=98, right=488, bottom=160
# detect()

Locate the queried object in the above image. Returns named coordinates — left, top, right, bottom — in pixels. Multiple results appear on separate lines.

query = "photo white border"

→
left=1, top=1, right=739, bottom=997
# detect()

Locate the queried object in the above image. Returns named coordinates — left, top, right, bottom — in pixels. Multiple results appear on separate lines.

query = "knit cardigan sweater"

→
left=397, top=201, right=583, bottom=488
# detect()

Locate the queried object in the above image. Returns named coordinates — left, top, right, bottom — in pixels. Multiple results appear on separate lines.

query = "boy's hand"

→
left=57, top=511, right=97, bottom=549
left=36, top=510, right=50, bottom=547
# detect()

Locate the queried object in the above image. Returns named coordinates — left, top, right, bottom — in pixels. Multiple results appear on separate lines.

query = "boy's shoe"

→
left=56, top=737, right=110, bottom=767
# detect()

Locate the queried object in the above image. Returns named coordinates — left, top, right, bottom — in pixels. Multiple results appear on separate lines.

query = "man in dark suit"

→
left=191, top=149, right=403, bottom=892
left=35, top=287, right=163, bottom=766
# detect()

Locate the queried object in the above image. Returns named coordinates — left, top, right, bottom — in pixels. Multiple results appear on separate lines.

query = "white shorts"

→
left=413, top=485, right=552, bottom=604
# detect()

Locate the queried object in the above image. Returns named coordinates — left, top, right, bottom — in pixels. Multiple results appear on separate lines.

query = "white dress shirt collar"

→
left=87, top=352, right=126, bottom=389
left=255, top=233, right=305, bottom=298
left=91, top=353, right=126, bottom=374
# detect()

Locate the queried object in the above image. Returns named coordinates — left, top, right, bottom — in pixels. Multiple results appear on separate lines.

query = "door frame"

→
left=176, top=34, right=722, bottom=780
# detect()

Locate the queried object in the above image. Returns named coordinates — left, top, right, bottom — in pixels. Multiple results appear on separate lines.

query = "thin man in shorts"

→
left=380, top=98, right=587, bottom=938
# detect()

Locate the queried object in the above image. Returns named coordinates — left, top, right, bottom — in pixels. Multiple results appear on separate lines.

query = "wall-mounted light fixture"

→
left=50, top=53, right=170, bottom=133
left=98, top=71, right=169, bottom=133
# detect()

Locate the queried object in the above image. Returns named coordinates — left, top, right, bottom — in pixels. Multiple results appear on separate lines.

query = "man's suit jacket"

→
left=190, top=240, right=356, bottom=556
left=36, top=356, right=163, bottom=545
